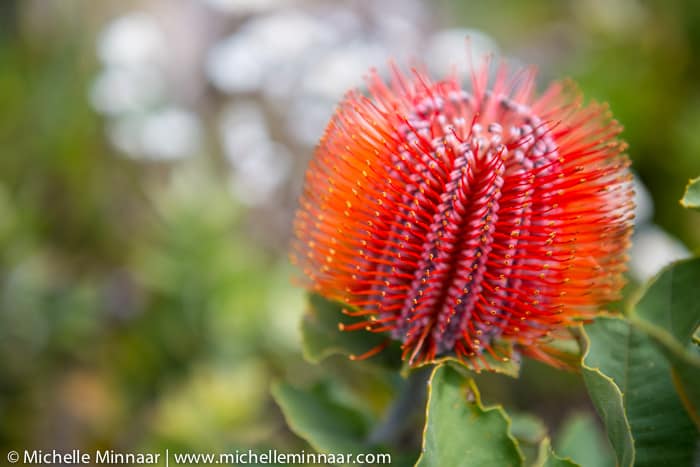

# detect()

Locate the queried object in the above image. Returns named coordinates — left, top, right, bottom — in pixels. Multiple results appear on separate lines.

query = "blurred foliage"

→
left=0, top=0, right=699, bottom=466
left=0, top=0, right=309, bottom=457
left=554, top=412, right=614, bottom=467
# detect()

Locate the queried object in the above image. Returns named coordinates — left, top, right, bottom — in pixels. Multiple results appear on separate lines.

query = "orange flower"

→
left=291, top=60, right=634, bottom=369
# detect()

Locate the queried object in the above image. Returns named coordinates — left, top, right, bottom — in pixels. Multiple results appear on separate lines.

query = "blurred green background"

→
left=0, top=0, right=698, bottom=464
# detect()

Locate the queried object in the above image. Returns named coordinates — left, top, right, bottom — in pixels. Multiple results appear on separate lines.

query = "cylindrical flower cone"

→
left=291, top=59, right=635, bottom=370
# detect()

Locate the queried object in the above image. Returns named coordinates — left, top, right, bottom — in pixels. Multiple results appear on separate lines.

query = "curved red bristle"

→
left=291, top=59, right=634, bottom=369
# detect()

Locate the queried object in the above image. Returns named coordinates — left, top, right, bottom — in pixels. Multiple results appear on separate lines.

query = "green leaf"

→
left=629, top=258, right=700, bottom=427
left=508, top=414, right=583, bottom=467
left=581, top=317, right=698, bottom=467
left=632, top=258, right=700, bottom=344
left=510, top=413, right=547, bottom=445
left=680, top=176, right=700, bottom=209
left=554, top=412, right=614, bottom=467
left=300, top=293, right=401, bottom=368
left=579, top=259, right=700, bottom=466
left=416, top=364, right=523, bottom=467
left=272, top=376, right=420, bottom=467
left=535, top=438, right=579, bottom=467
left=271, top=381, right=372, bottom=454
left=510, top=413, right=547, bottom=466
left=577, top=322, right=634, bottom=467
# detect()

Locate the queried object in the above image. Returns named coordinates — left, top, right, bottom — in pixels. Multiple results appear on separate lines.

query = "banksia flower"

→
left=291, top=59, right=634, bottom=369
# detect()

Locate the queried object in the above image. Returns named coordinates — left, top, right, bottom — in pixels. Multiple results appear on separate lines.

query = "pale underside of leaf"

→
left=680, top=175, right=700, bottom=209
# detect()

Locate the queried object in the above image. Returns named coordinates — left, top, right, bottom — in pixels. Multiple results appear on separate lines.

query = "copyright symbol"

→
left=7, top=450, right=19, bottom=463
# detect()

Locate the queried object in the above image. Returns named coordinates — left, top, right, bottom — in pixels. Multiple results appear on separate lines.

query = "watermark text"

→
left=6, top=449, right=391, bottom=465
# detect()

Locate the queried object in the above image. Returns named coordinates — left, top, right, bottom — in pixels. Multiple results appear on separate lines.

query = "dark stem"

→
left=367, top=366, right=433, bottom=447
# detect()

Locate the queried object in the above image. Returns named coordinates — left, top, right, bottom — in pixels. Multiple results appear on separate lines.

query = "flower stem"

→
left=367, top=366, right=432, bottom=447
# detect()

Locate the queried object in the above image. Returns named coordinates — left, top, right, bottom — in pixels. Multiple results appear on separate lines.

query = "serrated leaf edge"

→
left=575, top=325, right=636, bottom=467
left=680, top=175, right=700, bottom=209
left=415, top=363, right=524, bottom=466
left=533, top=437, right=580, bottom=467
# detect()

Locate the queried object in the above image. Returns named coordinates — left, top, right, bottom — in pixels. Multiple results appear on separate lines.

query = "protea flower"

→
left=291, top=59, right=634, bottom=370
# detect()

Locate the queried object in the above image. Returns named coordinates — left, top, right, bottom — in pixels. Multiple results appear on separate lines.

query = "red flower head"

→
left=291, top=59, right=634, bottom=369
